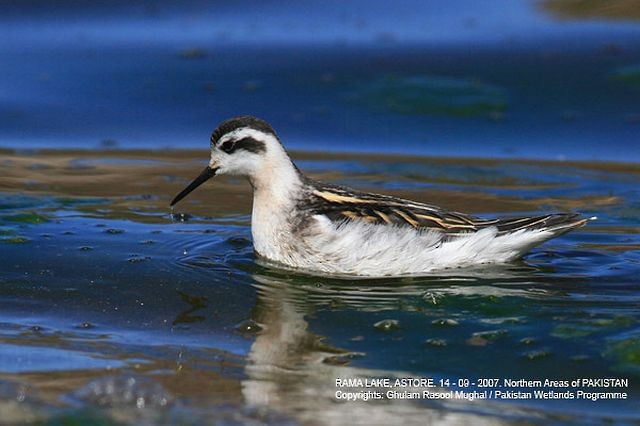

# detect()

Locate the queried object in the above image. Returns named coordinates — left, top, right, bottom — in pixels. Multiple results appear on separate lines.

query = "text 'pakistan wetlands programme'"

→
left=334, top=377, right=630, bottom=402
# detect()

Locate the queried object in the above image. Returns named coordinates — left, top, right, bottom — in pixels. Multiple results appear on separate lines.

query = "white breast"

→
left=248, top=142, right=304, bottom=262
left=251, top=189, right=297, bottom=262
left=268, top=215, right=554, bottom=277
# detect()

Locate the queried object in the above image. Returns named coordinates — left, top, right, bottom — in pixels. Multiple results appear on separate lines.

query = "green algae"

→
left=1, top=213, right=48, bottom=224
left=552, top=316, right=636, bottom=339
left=614, top=64, right=640, bottom=89
left=604, top=336, right=640, bottom=374
left=0, top=236, right=29, bottom=244
left=551, top=324, right=594, bottom=338
left=54, top=197, right=109, bottom=206
left=354, top=75, right=507, bottom=118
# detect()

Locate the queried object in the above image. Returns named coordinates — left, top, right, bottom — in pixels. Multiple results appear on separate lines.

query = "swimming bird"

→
left=170, top=116, right=593, bottom=277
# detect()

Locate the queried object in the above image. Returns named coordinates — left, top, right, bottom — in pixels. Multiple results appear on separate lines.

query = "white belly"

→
left=256, top=215, right=554, bottom=277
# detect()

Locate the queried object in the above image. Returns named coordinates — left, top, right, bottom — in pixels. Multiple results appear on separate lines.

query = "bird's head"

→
left=170, top=116, right=295, bottom=207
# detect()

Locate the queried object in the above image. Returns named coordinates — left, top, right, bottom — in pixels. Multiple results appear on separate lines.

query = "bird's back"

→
left=301, top=180, right=589, bottom=237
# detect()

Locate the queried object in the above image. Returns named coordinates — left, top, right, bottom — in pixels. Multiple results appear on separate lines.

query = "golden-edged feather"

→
left=306, top=183, right=587, bottom=235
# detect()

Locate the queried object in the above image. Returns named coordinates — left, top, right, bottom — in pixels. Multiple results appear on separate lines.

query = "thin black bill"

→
left=170, top=166, right=217, bottom=207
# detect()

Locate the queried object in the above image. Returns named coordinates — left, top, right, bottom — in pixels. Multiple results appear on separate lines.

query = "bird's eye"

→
left=219, top=140, right=235, bottom=153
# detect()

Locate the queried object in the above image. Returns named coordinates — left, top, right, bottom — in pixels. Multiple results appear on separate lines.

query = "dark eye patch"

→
left=234, top=137, right=266, bottom=154
left=219, top=140, right=236, bottom=153
left=219, top=137, right=266, bottom=154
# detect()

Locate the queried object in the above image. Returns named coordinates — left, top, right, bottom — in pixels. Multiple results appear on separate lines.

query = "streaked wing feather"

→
left=307, top=182, right=585, bottom=235
left=308, top=183, right=485, bottom=233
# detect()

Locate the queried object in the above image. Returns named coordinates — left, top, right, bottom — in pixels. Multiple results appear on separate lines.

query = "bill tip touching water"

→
left=170, top=115, right=595, bottom=276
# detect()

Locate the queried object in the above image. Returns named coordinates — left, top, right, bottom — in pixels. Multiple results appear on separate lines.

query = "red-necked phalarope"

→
left=170, top=116, right=595, bottom=277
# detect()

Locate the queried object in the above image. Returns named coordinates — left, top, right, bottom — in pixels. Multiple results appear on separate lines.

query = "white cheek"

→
left=218, top=152, right=260, bottom=176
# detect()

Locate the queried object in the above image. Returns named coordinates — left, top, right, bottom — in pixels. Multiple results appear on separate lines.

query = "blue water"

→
left=1, top=1, right=640, bottom=425
left=1, top=0, right=640, bottom=160
left=1, top=148, right=639, bottom=424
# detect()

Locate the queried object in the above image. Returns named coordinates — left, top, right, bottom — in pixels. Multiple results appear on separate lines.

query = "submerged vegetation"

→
left=353, top=75, right=507, bottom=118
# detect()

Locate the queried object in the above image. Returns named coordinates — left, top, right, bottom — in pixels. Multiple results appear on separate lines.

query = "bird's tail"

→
left=473, top=213, right=596, bottom=261
left=493, top=213, right=595, bottom=237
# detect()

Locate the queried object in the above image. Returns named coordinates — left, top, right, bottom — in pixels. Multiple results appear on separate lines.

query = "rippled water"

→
left=0, top=149, right=638, bottom=425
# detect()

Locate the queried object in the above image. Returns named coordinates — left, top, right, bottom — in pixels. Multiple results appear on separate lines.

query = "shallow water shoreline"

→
left=3, top=147, right=640, bottom=170
left=1, top=147, right=628, bottom=218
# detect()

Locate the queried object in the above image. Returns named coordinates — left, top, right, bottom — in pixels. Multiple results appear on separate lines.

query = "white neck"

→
left=250, top=142, right=301, bottom=195
left=250, top=144, right=303, bottom=258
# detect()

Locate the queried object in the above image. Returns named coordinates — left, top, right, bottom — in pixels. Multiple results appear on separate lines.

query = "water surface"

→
left=0, top=149, right=638, bottom=425
left=1, top=1, right=640, bottom=424
left=2, top=0, right=640, bottom=161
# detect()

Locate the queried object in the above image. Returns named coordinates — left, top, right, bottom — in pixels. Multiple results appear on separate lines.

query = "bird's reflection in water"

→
left=239, top=267, right=545, bottom=425
left=172, top=291, right=208, bottom=326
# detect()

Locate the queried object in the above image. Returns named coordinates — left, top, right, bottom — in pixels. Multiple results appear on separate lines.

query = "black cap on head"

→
left=210, top=116, right=276, bottom=145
